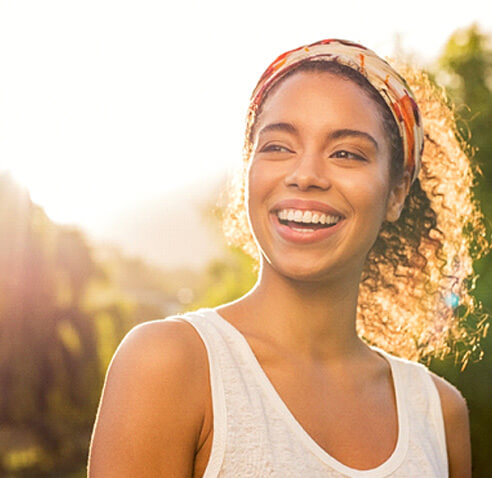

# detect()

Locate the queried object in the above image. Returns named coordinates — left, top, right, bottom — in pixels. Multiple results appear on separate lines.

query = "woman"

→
left=88, top=39, right=488, bottom=477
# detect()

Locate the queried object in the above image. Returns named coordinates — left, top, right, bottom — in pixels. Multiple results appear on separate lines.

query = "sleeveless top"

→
left=173, top=308, right=449, bottom=477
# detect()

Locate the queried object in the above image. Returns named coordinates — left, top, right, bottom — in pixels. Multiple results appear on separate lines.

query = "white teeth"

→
left=276, top=208, right=342, bottom=225
left=302, top=211, right=312, bottom=222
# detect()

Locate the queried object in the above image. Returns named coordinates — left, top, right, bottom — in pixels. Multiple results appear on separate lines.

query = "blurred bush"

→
left=0, top=173, right=200, bottom=476
left=427, top=24, right=492, bottom=477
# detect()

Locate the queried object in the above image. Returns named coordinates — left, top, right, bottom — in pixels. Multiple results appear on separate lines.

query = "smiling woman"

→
left=88, top=39, right=488, bottom=477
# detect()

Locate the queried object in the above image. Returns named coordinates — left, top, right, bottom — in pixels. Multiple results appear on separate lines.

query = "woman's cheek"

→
left=343, top=168, right=387, bottom=211
left=246, top=162, right=266, bottom=232
left=247, top=160, right=278, bottom=204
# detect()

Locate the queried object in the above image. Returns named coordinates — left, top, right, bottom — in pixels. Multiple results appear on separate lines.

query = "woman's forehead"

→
left=255, top=71, right=386, bottom=139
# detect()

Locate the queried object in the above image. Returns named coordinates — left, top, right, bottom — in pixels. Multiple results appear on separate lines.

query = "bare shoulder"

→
left=101, top=318, right=211, bottom=415
left=88, top=317, right=210, bottom=477
left=111, top=317, right=209, bottom=380
left=429, top=371, right=472, bottom=478
left=429, top=372, right=468, bottom=419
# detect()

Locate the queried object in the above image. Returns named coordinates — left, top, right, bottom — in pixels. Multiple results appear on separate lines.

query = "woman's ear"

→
left=385, top=171, right=411, bottom=222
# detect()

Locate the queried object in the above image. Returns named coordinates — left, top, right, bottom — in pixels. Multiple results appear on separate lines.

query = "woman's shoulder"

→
left=381, top=349, right=468, bottom=413
left=428, top=371, right=471, bottom=477
left=110, top=316, right=211, bottom=397
left=388, top=351, right=470, bottom=477
left=104, top=315, right=211, bottom=410
left=374, top=348, right=468, bottom=425
left=88, top=317, right=211, bottom=475
left=377, top=349, right=471, bottom=475
left=427, top=371, right=468, bottom=417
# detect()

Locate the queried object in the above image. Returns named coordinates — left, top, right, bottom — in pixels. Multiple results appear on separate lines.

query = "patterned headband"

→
left=250, top=39, right=424, bottom=184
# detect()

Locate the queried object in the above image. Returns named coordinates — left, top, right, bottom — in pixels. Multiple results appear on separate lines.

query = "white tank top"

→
left=174, top=308, right=448, bottom=477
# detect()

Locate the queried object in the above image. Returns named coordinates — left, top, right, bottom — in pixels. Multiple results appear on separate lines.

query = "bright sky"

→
left=1, top=0, right=490, bottom=231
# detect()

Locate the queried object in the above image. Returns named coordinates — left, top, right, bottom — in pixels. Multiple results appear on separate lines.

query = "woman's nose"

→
left=284, top=152, right=331, bottom=191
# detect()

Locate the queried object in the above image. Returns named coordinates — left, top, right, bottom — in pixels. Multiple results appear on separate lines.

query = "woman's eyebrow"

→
left=328, top=129, right=379, bottom=151
left=257, top=122, right=298, bottom=138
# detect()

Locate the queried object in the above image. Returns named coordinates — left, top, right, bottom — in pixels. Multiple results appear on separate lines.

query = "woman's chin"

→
left=265, top=258, right=340, bottom=284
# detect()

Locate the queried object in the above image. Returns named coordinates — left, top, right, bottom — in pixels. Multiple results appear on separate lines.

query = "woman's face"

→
left=247, top=71, right=409, bottom=282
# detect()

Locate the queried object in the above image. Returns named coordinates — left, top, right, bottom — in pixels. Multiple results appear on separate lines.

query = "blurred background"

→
left=0, top=0, right=491, bottom=476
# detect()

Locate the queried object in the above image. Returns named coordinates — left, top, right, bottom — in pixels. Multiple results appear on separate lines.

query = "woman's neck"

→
left=219, top=259, right=368, bottom=363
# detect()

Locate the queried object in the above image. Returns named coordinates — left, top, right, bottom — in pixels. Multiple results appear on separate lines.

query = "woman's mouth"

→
left=271, top=208, right=344, bottom=244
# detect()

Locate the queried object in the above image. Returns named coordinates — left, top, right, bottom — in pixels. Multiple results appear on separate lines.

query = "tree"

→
left=430, top=24, right=492, bottom=477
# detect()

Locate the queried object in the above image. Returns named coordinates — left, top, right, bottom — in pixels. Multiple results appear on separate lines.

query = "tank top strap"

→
left=372, top=347, right=449, bottom=476
left=419, top=365, right=449, bottom=471
left=170, top=309, right=230, bottom=477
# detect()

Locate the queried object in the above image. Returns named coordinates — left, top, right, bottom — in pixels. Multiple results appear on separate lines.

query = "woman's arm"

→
left=431, top=373, right=472, bottom=478
left=88, top=319, right=210, bottom=477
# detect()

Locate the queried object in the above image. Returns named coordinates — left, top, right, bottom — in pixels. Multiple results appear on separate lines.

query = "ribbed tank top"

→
left=174, top=308, right=448, bottom=477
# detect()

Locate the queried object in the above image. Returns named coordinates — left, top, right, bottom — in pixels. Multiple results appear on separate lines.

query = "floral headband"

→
left=249, top=39, right=424, bottom=184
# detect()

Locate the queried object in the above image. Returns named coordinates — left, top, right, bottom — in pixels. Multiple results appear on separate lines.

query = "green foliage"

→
left=0, top=172, right=191, bottom=476
left=429, top=23, right=492, bottom=477
left=437, top=24, right=492, bottom=222
left=191, top=246, right=258, bottom=310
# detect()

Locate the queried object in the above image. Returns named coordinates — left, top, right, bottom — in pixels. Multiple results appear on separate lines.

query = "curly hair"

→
left=221, top=59, right=490, bottom=366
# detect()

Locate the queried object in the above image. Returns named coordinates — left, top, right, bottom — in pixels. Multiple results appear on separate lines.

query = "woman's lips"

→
left=270, top=212, right=344, bottom=244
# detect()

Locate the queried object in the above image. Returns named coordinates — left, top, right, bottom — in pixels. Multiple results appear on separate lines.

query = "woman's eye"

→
left=260, top=144, right=292, bottom=153
left=331, top=150, right=367, bottom=161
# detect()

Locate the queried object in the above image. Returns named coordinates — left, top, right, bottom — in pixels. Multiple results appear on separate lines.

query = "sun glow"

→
left=1, top=0, right=490, bottom=232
